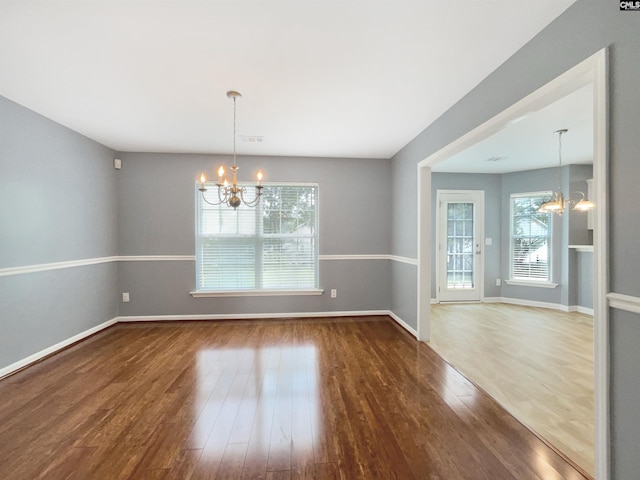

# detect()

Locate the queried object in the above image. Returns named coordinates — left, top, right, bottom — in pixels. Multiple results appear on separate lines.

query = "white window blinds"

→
left=196, top=184, right=319, bottom=291
left=510, top=193, right=552, bottom=282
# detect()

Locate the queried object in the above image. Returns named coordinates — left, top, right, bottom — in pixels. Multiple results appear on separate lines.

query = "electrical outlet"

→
left=331, top=289, right=337, bottom=298
left=122, top=292, right=130, bottom=302
left=496, top=279, right=501, bottom=287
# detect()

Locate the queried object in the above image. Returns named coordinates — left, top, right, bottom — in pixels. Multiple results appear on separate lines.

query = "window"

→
left=510, top=192, right=552, bottom=282
left=196, top=183, right=319, bottom=292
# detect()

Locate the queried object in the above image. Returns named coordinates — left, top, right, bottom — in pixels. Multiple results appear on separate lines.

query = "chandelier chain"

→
left=232, top=96, right=237, bottom=167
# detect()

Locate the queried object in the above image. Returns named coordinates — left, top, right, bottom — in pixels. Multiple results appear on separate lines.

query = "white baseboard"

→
left=433, top=296, right=594, bottom=315
left=0, top=310, right=421, bottom=378
left=499, top=297, right=594, bottom=314
left=0, top=317, right=119, bottom=379
left=570, top=305, right=595, bottom=316
left=483, top=297, right=503, bottom=303
left=387, top=311, right=418, bottom=337
left=116, top=310, right=390, bottom=322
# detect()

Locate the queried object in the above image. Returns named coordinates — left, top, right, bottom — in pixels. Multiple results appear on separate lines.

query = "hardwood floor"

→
left=429, top=303, right=594, bottom=477
left=0, top=316, right=590, bottom=479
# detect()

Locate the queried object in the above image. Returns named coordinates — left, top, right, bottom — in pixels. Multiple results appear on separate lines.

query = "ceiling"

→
left=0, top=0, right=577, bottom=159
left=432, top=82, right=594, bottom=174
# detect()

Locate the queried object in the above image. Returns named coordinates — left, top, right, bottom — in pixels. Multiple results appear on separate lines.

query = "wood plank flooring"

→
left=429, top=303, right=594, bottom=477
left=0, top=316, right=590, bottom=479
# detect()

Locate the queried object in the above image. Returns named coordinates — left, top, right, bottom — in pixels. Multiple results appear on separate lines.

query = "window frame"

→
left=507, top=191, right=556, bottom=287
left=192, top=181, right=323, bottom=297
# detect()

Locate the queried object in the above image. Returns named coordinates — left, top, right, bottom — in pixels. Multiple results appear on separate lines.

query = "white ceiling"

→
left=432, top=82, right=594, bottom=174
left=0, top=0, right=577, bottom=159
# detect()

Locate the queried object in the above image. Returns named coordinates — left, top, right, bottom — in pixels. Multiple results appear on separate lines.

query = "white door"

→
left=437, top=190, right=484, bottom=302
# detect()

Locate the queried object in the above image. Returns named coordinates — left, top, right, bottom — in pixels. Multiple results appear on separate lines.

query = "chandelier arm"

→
left=200, top=186, right=230, bottom=206
left=239, top=186, right=263, bottom=207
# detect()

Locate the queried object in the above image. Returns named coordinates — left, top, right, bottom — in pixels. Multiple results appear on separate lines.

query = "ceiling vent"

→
left=239, top=135, right=264, bottom=143
left=485, top=156, right=508, bottom=162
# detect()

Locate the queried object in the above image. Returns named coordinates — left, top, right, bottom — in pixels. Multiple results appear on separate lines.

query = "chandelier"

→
left=538, top=129, right=594, bottom=216
left=198, top=91, right=263, bottom=209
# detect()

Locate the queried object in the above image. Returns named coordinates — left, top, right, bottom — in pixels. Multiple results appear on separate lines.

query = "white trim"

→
left=320, top=254, right=417, bottom=265
left=573, top=306, right=595, bottom=316
left=607, top=292, right=640, bottom=315
left=0, top=317, right=119, bottom=379
left=319, top=254, right=388, bottom=261
left=498, top=297, right=590, bottom=313
left=434, top=297, right=594, bottom=315
left=116, top=310, right=391, bottom=322
left=568, top=245, right=594, bottom=253
left=387, top=311, right=418, bottom=337
left=0, top=255, right=195, bottom=277
left=0, top=256, right=119, bottom=277
left=2, top=311, right=407, bottom=379
left=191, top=289, right=324, bottom=298
left=0, top=254, right=417, bottom=278
left=117, top=309, right=420, bottom=338
left=504, top=279, right=558, bottom=289
left=388, top=255, right=418, bottom=266
left=592, top=48, right=610, bottom=480
left=119, top=255, right=195, bottom=262
left=482, top=297, right=503, bottom=303
left=417, top=49, right=609, bottom=479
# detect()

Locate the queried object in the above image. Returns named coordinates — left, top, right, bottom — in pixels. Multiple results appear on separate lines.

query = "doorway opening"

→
left=417, top=48, right=608, bottom=478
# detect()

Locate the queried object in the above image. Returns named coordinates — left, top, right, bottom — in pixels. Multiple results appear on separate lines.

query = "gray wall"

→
left=390, top=1, right=640, bottom=477
left=568, top=165, right=594, bottom=246
left=575, top=251, right=593, bottom=310
left=115, top=152, right=392, bottom=317
left=0, top=96, right=119, bottom=368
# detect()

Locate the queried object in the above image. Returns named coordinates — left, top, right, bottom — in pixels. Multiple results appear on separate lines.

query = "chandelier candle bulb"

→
left=257, top=170, right=263, bottom=186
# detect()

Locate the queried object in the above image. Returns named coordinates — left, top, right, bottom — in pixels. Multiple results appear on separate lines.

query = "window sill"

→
left=504, top=280, right=558, bottom=289
left=191, top=289, right=324, bottom=298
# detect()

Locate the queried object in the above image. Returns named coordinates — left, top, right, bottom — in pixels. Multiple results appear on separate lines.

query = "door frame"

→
left=416, top=49, right=609, bottom=478
left=435, top=190, right=484, bottom=303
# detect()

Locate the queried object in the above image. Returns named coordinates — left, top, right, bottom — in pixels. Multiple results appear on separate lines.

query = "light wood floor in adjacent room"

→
left=429, top=303, right=594, bottom=477
left=0, top=316, right=591, bottom=480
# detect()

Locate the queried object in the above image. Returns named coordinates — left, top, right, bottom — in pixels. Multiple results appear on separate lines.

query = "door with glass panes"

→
left=436, top=190, right=484, bottom=302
